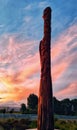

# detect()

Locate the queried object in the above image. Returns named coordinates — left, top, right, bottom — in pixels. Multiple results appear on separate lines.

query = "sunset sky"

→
left=0, top=0, right=77, bottom=107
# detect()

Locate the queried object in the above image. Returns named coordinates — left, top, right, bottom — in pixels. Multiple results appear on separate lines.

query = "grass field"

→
left=0, top=118, right=77, bottom=130
left=54, top=118, right=77, bottom=130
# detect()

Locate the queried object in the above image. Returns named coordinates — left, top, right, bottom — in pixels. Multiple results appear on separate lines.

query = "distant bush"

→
left=20, top=103, right=27, bottom=114
left=0, top=109, right=6, bottom=114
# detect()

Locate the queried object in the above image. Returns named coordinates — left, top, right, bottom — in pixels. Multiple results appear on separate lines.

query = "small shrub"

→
left=60, top=120, right=66, bottom=125
left=29, top=120, right=37, bottom=128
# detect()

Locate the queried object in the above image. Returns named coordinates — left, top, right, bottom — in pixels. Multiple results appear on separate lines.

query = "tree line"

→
left=20, top=95, right=77, bottom=116
left=53, top=97, right=77, bottom=116
left=0, top=94, right=77, bottom=116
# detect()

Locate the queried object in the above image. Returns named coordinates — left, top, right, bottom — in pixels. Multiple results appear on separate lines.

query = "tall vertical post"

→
left=38, top=7, right=54, bottom=130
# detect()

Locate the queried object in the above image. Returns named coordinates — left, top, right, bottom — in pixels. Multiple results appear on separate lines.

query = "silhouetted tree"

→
left=53, top=97, right=61, bottom=114
left=27, top=94, right=38, bottom=110
left=71, top=99, right=77, bottom=115
left=10, top=108, right=14, bottom=113
left=20, top=103, right=27, bottom=114
left=61, top=98, right=71, bottom=115
left=53, top=97, right=77, bottom=116
left=1, top=108, right=6, bottom=114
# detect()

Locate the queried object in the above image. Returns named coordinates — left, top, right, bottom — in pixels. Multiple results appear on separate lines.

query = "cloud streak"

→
left=55, top=82, right=77, bottom=99
left=0, top=21, right=77, bottom=103
left=0, top=0, right=77, bottom=106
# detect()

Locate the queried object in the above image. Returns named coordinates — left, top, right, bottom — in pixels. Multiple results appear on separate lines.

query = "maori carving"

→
left=38, top=7, right=54, bottom=130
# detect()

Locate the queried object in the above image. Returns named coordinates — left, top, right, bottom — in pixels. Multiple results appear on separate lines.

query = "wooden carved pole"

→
left=38, top=7, right=54, bottom=130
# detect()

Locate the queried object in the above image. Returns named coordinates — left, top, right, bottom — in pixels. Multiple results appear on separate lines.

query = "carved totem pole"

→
left=38, top=7, right=54, bottom=130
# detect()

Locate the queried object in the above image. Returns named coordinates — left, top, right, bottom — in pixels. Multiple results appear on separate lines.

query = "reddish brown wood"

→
left=38, top=7, right=54, bottom=130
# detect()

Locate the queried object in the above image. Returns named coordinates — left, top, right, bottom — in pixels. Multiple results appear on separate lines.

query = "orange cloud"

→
left=0, top=77, right=39, bottom=102
left=0, top=22, right=77, bottom=103
left=0, top=36, right=40, bottom=102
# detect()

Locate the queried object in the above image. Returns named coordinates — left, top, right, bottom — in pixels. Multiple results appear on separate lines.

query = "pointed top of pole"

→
left=43, top=7, right=52, bottom=20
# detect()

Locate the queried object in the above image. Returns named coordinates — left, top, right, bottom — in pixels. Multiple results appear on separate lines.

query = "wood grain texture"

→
left=38, top=7, right=54, bottom=130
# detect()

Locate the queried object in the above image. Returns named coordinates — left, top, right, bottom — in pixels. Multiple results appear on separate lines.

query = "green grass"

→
left=28, top=120, right=37, bottom=128
left=0, top=118, right=77, bottom=130
left=0, top=118, right=31, bottom=130
left=54, top=118, right=77, bottom=130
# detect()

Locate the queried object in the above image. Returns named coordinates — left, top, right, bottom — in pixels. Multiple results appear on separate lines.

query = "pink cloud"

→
left=55, top=82, right=77, bottom=99
left=0, top=22, right=77, bottom=102
left=52, top=23, right=77, bottom=82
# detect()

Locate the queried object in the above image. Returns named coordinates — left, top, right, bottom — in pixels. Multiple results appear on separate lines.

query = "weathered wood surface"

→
left=38, top=7, right=54, bottom=130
